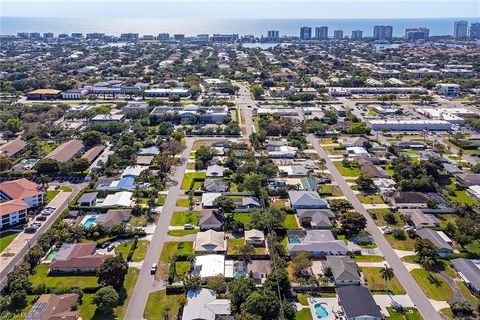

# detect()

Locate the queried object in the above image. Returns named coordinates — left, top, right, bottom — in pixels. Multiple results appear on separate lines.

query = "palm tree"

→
left=420, top=256, right=435, bottom=272
left=380, top=264, right=395, bottom=293
left=318, top=158, right=326, bottom=175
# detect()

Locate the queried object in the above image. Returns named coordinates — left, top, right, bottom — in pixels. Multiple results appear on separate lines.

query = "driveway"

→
left=307, top=134, right=442, bottom=320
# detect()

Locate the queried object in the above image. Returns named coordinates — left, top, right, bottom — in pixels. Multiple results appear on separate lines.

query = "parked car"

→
left=107, top=244, right=115, bottom=252
left=25, top=226, right=38, bottom=233
left=184, top=224, right=194, bottom=230
left=101, top=241, right=111, bottom=249
left=36, top=216, right=47, bottom=221
left=150, top=263, right=157, bottom=274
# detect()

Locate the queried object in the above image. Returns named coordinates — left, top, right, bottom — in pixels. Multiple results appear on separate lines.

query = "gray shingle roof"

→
left=451, top=258, right=480, bottom=292
left=337, top=286, right=382, bottom=319
left=326, top=256, right=360, bottom=282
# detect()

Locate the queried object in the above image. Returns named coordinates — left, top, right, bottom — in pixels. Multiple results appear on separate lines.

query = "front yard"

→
left=362, top=267, right=406, bottom=295
left=170, top=211, right=200, bottom=226
left=333, top=161, right=361, bottom=177
left=410, top=269, right=454, bottom=301
left=115, top=240, right=149, bottom=262
left=160, top=241, right=194, bottom=262
left=144, top=290, right=184, bottom=320
left=357, top=194, right=385, bottom=204
left=180, top=172, right=206, bottom=190
left=385, top=234, right=416, bottom=251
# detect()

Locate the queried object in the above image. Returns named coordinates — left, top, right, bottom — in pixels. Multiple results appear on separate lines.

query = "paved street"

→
left=0, top=183, right=82, bottom=289
left=124, top=137, right=194, bottom=320
left=307, top=134, right=442, bottom=320
left=234, top=81, right=256, bottom=140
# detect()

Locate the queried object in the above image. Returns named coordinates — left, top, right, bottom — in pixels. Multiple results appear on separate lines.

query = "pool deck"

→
left=307, top=297, right=341, bottom=320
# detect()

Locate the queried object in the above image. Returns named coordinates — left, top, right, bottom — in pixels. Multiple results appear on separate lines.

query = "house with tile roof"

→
left=25, top=293, right=79, bottom=320
left=50, top=243, right=112, bottom=273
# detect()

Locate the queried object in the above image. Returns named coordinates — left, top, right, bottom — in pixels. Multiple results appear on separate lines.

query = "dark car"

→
left=101, top=241, right=111, bottom=249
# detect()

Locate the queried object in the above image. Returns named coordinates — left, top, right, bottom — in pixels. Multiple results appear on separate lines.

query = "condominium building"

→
left=120, top=33, right=139, bottom=41
left=267, top=30, right=279, bottom=38
left=373, top=25, right=393, bottom=40
left=315, top=26, right=328, bottom=40
left=454, top=20, right=468, bottom=38
left=351, top=30, right=363, bottom=40
left=300, top=26, right=312, bottom=40
left=333, top=30, right=344, bottom=40
left=436, top=84, right=461, bottom=97
left=470, top=22, right=480, bottom=39
left=405, top=27, right=429, bottom=41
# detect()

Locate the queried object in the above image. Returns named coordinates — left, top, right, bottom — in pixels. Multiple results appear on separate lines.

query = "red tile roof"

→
left=0, top=199, right=29, bottom=216
left=0, top=139, right=27, bottom=157
left=47, top=139, right=84, bottom=163
left=0, top=178, right=42, bottom=199
left=50, top=243, right=111, bottom=270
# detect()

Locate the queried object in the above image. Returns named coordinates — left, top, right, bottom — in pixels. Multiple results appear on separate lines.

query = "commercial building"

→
left=367, top=119, right=452, bottom=131
left=470, top=22, right=480, bottom=39
left=211, top=34, right=238, bottom=42
left=351, top=30, right=363, bottom=40
left=144, top=88, right=189, bottom=97
left=333, top=30, right=344, bottom=40
left=329, top=86, right=427, bottom=96
left=373, top=25, right=393, bottom=40
left=454, top=20, right=468, bottom=38
left=300, top=26, right=312, bottom=40
left=120, top=33, right=139, bottom=41
left=315, top=26, right=328, bottom=40
left=405, top=27, right=429, bottom=41
left=27, top=89, right=61, bottom=100
left=436, top=83, right=460, bottom=97
left=62, top=88, right=88, bottom=100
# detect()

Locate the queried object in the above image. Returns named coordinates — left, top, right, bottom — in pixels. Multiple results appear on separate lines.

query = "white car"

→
left=151, top=263, right=157, bottom=274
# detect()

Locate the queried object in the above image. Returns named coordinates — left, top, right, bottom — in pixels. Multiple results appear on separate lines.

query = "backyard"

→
left=227, top=238, right=245, bottom=254
left=29, top=263, right=99, bottom=289
left=283, top=214, right=300, bottom=230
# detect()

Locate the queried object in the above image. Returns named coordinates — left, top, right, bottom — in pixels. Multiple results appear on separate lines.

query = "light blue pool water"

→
left=288, top=235, right=301, bottom=244
left=45, top=247, right=59, bottom=261
left=314, top=303, right=329, bottom=319
left=81, top=215, right=97, bottom=228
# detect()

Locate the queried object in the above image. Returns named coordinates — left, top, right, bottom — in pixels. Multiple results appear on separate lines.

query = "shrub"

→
left=392, top=228, right=406, bottom=240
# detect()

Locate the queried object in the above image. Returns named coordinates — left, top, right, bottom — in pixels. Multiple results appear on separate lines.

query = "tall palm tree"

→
left=380, top=264, right=395, bottom=292
left=421, top=256, right=435, bottom=272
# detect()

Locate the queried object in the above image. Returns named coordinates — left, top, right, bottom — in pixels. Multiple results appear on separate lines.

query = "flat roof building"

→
left=367, top=119, right=452, bottom=131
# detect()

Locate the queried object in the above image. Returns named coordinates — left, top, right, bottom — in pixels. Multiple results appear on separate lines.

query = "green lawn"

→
left=170, top=211, right=200, bottom=226
left=435, top=214, right=459, bottom=230
left=357, top=194, right=385, bottom=204
left=29, top=264, right=99, bottom=289
left=385, top=234, right=416, bottom=251
left=45, top=190, right=60, bottom=203
left=231, top=213, right=252, bottom=225
left=0, top=231, right=20, bottom=252
left=296, top=293, right=311, bottom=305
left=447, top=190, right=477, bottom=206
left=59, top=186, right=73, bottom=192
left=114, top=267, right=140, bottom=319
left=283, top=214, right=300, bottom=230
left=167, top=229, right=199, bottom=236
left=370, top=209, right=403, bottom=227
left=160, top=241, right=193, bottom=262
left=115, top=240, right=149, bottom=262
left=457, top=279, right=480, bottom=304
left=333, top=161, right=361, bottom=177
left=180, top=172, right=206, bottom=190
left=130, top=215, right=148, bottom=227
left=144, top=290, right=184, bottom=320
left=156, top=195, right=166, bottom=206
left=410, top=269, right=454, bottom=301
left=296, top=308, right=313, bottom=320
left=354, top=255, right=385, bottom=262
left=465, top=240, right=480, bottom=255
left=362, top=267, right=406, bottom=295
left=176, top=198, right=191, bottom=207
left=386, top=307, right=423, bottom=320
left=227, top=238, right=245, bottom=254
left=175, top=261, right=191, bottom=277
left=319, top=184, right=343, bottom=197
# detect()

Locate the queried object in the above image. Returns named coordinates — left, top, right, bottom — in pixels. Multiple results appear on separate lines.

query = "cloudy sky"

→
left=1, top=0, right=479, bottom=19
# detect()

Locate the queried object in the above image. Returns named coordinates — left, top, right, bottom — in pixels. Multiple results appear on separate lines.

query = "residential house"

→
left=341, top=137, right=368, bottom=148
left=203, top=178, right=228, bottom=192
left=193, top=254, right=225, bottom=279
left=50, top=243, right=111, bottom=273
left=137, top=146, right=160, bottom=156
left=195, top=230, right=226, bottom=253
left=401, top=209, right=439, bottom=229
left=202, top=192, right=222, bottom=208
left=47, top=139, right=84, bottom=163
left=81, top=145, right=105, bottom=163
left=102, top=191, right=133, bottom=207
left=386, top=192, right=430, bottom=209
left=241, top=197, right=261, bottom=209
left=25, top=293, right=80, bottom=320
left=123, top=102, right=148, bottom=114
left=326, top=256, right=361, bottom=286
left=451, top=258, right=480, bottom=295
left=0, top=139, right=27, bottom=158
left=288, top=191, right=328, bottom=210
left=299, top=177, right=318, bottom=191
left=346, top=146, right=370, bottom=158
left=245, top=229, right=265, bottom=246
left=337, top=286, right=383, bottom=320
left=455, top=173, right=480, bottom=187
left=182, top=289, right=231, bottom=320
left=360, top=164, right=389, bottom=178
left=76, top=192, right=98, bottom=207
left=297, top=209, right=333, bottom=229
left=268, top=145, right=298, bottom=158
left=287, top=230, right=348, bottom=257
left=279, top=165, right=308, bottom=176
left=467, top=185, right=480, bottom=200
left=136, top=155, right=154, bottom=165
left=373, top=178, right=396, bottom=194
left=96, top=209, right=131, bottom=229
left=199, top=210, right=223, bottom=230
left=417, top=228, right=454, bottom=258
left=206, top=165, right=226, bottom=177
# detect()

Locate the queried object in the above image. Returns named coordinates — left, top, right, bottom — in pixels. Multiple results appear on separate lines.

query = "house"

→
left=206, top=165, right=226, bottom=177
left=123, top=102, right=148, bottom=114
left=337, top=286, right=383, bottom=320
left=387, top=192, right=429, bottom=209
left=102, top=191, right=133, bottom=207
left=202, top=192, right=222, bottom=208
left=91, top=114, right=124, bottom=122
left=241, top=197, right=261, bottom=209
left=195, top=230, right=226, bottom=253
left=287, top=230, right=348, bottom=257
left=443, top=163, right=463, bottom=175
left=50, top=243, right=111, bottom=273
left=346, top=146, right=370, bottom=158
left=76, top=192, right=98, bottom=207
left=81, top=145, right=105, bottom=163
left=96, top=209, right=131, bottom=229
left=27, top=89, right=61, bottom=100
left=25, top=293, right=79, bottom=320
left=360, top=164, right=389, bottom=178
left=136, top=155, right=154, bottom=165
left=326, top=256, right=361, bottom=286
left=417, top=228, right=453, bottom=258
left=199, top=210, right=223, bottom=230
left=137, top=146, right=160, bottom=156
left=396, top=141, right=427, bottom=150
left=455, top=173, right=480, bottom=187
left=62, top=88, right=88, bottom=100
left=342, top=137, right=368, bottom=148
left=47, top=139, right=84, bottom=163
left=374, top=178, right=396, bottom=194
left=121, top=165, right=147, bottom=178
left=299, top=177, right=318, bottom=191
left=451, top=258, right=480, bottom=295
left=192, top=254, right=225, bottom=279
left=182, top=289, right=230, bottom=320
left=297, top=209, right=333, bottom=229
left=268, top=145, right=298, bottom=158
left=203, top=178, right=227, bottom=192
left=288, top=191, right=328, bottom=210
left=0, top=139, right=27, bottom=158
left=245, top=229, right=265, bottom=246
left=467, top=185, right=480, bottom=200
left=279, top=165, right=308, bottom=176
left=401, top=209, right=439, bottom=229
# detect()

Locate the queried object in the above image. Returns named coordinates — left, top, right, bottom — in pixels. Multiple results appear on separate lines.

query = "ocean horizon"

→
left=1, top=17, right=478, bottom=37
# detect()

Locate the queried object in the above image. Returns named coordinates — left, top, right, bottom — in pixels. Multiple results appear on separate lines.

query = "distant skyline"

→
left=2, top=0, right=480, bottom=19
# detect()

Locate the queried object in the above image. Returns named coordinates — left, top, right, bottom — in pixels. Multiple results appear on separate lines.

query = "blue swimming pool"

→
left=314, top=303, right=329, bottom=319
left=288, top=235, right=301, bottom=244
left=81, top=215, right=97, bottom=228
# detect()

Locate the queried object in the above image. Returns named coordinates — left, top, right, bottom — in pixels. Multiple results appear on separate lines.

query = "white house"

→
left=192, top=254, right=225, bottom=279
left=102, top=191, right=133, bottom=207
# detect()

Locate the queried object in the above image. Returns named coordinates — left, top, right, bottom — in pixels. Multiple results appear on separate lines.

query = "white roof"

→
left=346, top=146, right=369, bottom=155
left=195, top=230, right=225, bottom=252
left=437, top=231, right=452, bottom=243
left=182, top=289, right=230, bottom=320
left=102, top=191, right=133, bottom=207
left=122, top=165, right=147, bottom=178
left=202, top=193, right=222, bottom=207
left=467, top=185, right=480, bottom=198
left=193, top=254, right=225, bottom=278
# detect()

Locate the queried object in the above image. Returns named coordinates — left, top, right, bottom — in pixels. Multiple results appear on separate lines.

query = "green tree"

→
left=81, top=130, right=102, bottom=148
left=340, top=211, right=366, bottom=236
left=264, top=268, right=290, bottom=295
left=250, top=208, right=286, bottom=231
left=228, top=277, right=256, bottom=311
left=68, top=158, right=90, bottom=173
left=213, top=195, right=236, bottom=213
left=5, top=118, right=21, bottom=133
left=238, top=243, right=255, bottom=265
left=241, top=290, right=280, bottom=320
left=97, top=256, right=128, bottom=290
left=182, top=274, right=202, bottom=292
left=195, top=146, right=215, bottom=169
left=207, top=275, right=227, bottom=293
left=250, top=84, right=263, bottom=100
left=35, top=158, right=61, bottom=175
left=379, top=264, right=395, bottom=292
left=356, top=174, right=375, bottom=190
left=420, top=256, right=435, bottom=272
left=0, top=157, right=14, bottom=171
left=291, top=252, right=312, bottom=277
left=93, top=286, right=119, bottom=313
left=414, top=238, right=438, bottom=261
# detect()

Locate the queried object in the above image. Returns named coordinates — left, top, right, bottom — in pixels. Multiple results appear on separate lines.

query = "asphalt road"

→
left=0, top=183, right=83, bottom=289
left=234, top=81, right=256, bottom=139
left=124, top=137, right=194, bottom=320
left=307, top=134, right=442, bottom=320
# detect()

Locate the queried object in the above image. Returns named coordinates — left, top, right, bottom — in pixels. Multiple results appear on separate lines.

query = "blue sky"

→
left=2, top=0, right=479, bottom=18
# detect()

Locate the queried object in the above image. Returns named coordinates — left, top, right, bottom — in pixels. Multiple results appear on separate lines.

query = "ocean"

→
left=1, top=17, right=476, bottom=37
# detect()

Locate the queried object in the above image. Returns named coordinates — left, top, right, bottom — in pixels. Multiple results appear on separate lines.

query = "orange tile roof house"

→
left=47, top=139, right=84, bottom=163
left=25, top=293, right=79, bottom=320
left=27, top=89, right=62, bottom=100
left=50, top=243, right=112, bottom=273
left=0, top=139, right=27, bottom=158
left=0, top=178, right=44, bottom=229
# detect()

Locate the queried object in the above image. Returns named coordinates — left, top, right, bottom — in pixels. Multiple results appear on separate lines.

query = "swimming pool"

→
left=288, top=235, right=301, bottom=244
left=81, top=215, right=97, bottom=228
left=314, top=303, right=329, bottom=319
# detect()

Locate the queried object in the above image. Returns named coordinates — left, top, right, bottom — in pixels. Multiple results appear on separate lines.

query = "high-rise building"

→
left=300, top=26, right=312, bottom=40
left=267, top=30, right=279, bottom=39
left=454, top=20, right=468, bottom=38
left=17, top=32, right=29, bottom=39
left=43, top=32, right=54, bottom=39
left=158, top=33, right=170, bottom=40
left=315, top=26, right=328, bottom=40
left=71, top=33, right=83, bottom=38
left=333, top=30, right=344, bottom=40
left=120, top=33, right=139, bottom=41
left=351, top=30, right=363, bottom=40
left=29, top=32, right=40, bottom=39
left=373, top=25, right=393, bottom=40
left=405, top=27, right=429, bottom=41
left=174, top=34, right=185, bottom=40
left=86, top=33, right=105, bottom=40
left=470, top=22, right=480, bottom=39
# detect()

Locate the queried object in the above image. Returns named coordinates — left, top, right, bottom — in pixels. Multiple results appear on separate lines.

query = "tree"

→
left=291, top=252, right=312, bottom=277
left=35, top=158, right=61, bottom=175
left=340, top=211, right=366, bottom=236
left=379, top=264, right=394, bottom=292
left=97, top=256, right=128, bottom=290
left=250, top=84, right=263, bottom=100
left=81, top=130, right=102, bottom=147
left=238, top=243, right=255, bottom=265
left=68, top=158, right=90, bottom=173
left=5, top=118, right=21, bottom=133
left=356, top=174, right=375, bottom=190
left=250, top=208, right=286, bottom=231
left=207, top=275, right=227, bottom=293
left=195, top=146, right=215, bottom=169
left=213, top=195, right=236, bottom=213
left=188, top=191, right=195, bottom=209
left=228, top=277, right=256, bottom=311
left=182, top=274, right=202, bottom=292
left=93, top=286, right=119, bottom=313
left=0, top=157, right=14, bottom=171
left=241, top=290, right=280, bottom=320
left=347, top=122, right=371, bottom=135
left=264, top=268, right=290, bottom=295
left=420, top=256, right=435, bottom=272
left=414, top=238, right=438, bottom=261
